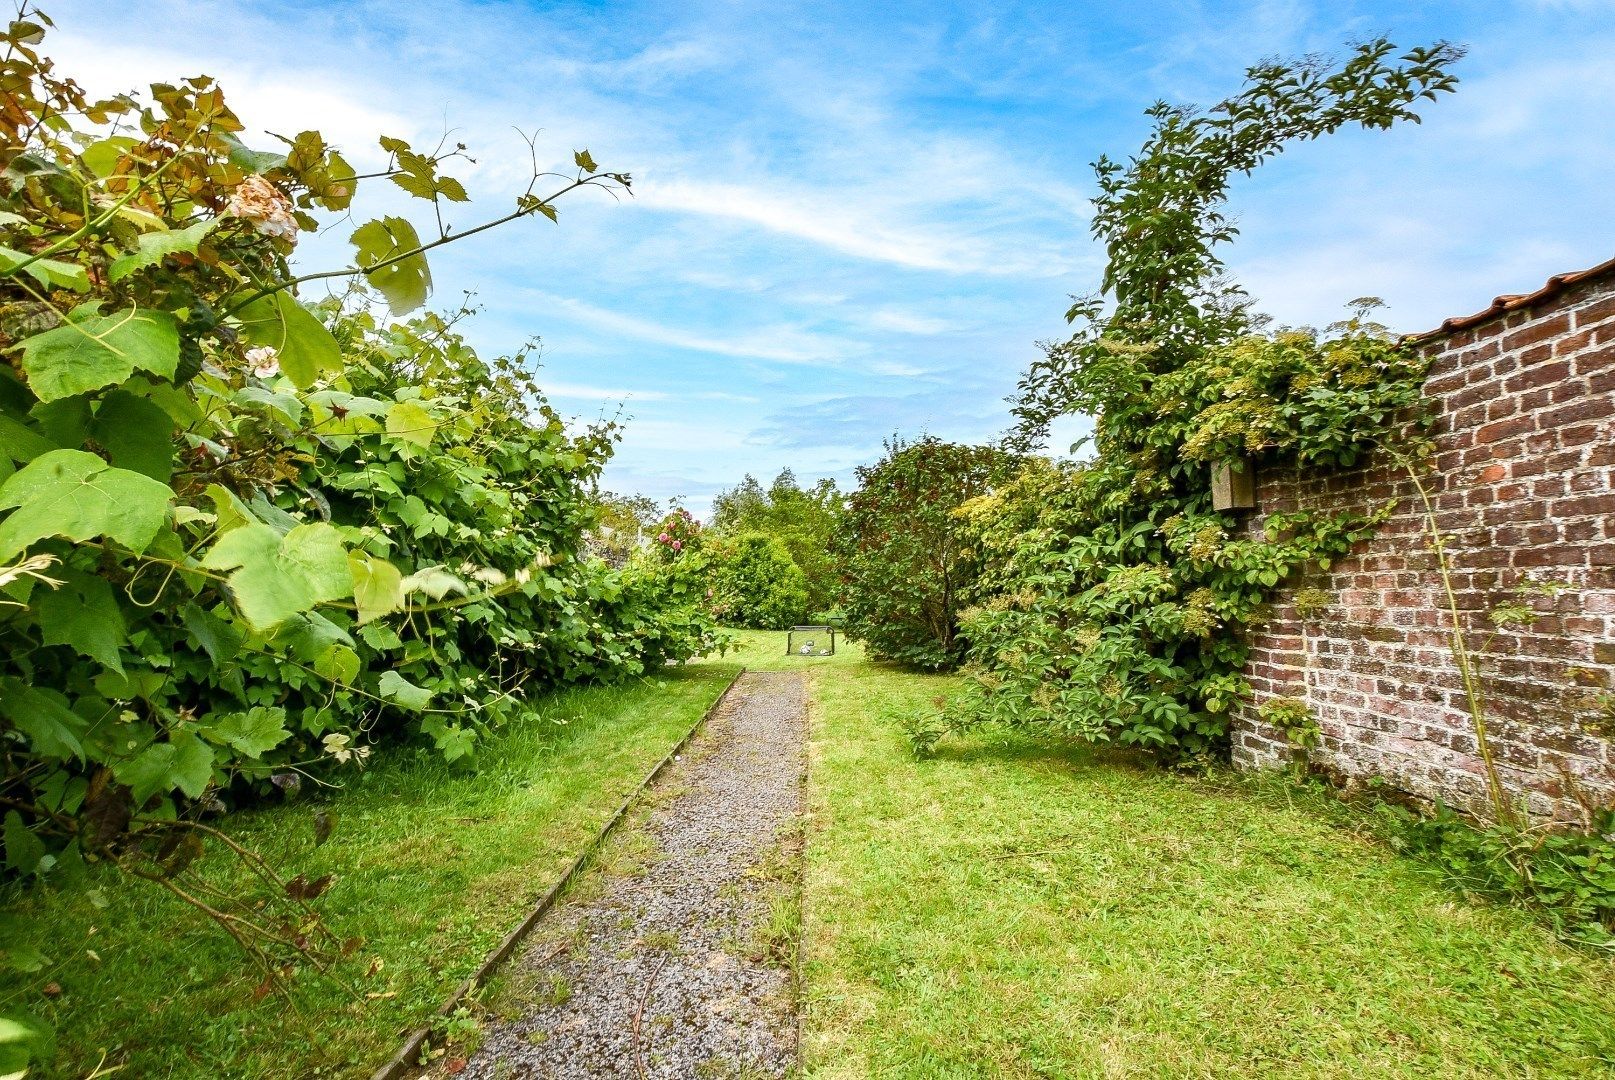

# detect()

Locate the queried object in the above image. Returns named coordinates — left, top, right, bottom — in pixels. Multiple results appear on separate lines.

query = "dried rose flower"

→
left=224, top=175, right=299, bottom=243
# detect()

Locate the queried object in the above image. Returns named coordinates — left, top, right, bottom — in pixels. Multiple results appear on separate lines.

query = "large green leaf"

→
left=0, top=411, right=58, bottom=466
left=384, top=400, right=436, bottom=448
left=113, top=743, right=178, bottom=805
left=18, top=306, right=180, bottom=403
left=377, top=670, right=432, bottom=711
left=82, top=135, right=139, bottom=177
left=218, top=131, right=287, bottom=175
left=200, top=522, right=352, bottom=629
left=0, top=449, right=173, bottom=560
left=107, top=219, right=216, bottom=283
left=202, top=707, right=290, bottom=758
left=3, top=811, right=46, bottom=875
left=0, top=244, right=89, bottom=292
left=234, top=291, right=340, bottom=389
left=181, top=603, right=245, bottom=664
left=0, top=680, right=88, bottom=761
left=349, top=552, right=404, bottom=624
left=35, top=568, right=127, bottom=673
left=350, top=217, right=431, bottom=315
left=89, top=390, right=174, bottom=481
left=314, top=644, right=360, bottom=685
left=168, top=730, right=216, bottom=799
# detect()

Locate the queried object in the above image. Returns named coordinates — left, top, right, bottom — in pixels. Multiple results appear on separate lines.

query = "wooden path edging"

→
left=369, top=668, right=748, bottom=1080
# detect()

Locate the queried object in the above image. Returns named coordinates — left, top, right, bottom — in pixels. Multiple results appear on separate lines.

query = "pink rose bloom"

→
left=671, top=540, right=683, bottom=551
left=658, top=532, right=671, bottom=543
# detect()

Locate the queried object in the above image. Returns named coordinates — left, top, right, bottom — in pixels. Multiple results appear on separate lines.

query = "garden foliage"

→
left=709, top=469, right=843, bottom=616
left=946, top=41, right=1463, bottom=758
left=703, top=531, right=809, bottom=630
left=836, top=438, right=1014, bottom=670
left=0, top=10, right=713, bottom=901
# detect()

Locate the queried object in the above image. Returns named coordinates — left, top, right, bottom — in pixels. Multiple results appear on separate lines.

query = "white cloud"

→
left=521, top=290, right=858, bottom=364
left=44, top=30, right=419, bottom=170
left=863, top=307, right=958, bottom=335
left=641, top=177, right=1075, bottom=277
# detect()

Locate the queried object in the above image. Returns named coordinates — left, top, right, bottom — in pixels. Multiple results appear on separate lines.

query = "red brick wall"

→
left=1232, top=272, right=1615, bottom=821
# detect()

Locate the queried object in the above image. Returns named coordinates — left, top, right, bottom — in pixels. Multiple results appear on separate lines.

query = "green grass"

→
left=718, top=626, right=865, bottom=672
left=15, top=632, right=1613, bottom=1077
left=0, top=662, right=740, bottom=1078
left=801, top=661, right=1615, bottom=1078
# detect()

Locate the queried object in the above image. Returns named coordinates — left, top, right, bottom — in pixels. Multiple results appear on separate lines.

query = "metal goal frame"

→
left=785, top=625, right=836, bottom=657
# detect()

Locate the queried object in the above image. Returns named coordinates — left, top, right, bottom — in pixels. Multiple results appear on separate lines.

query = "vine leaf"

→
left=349, top=552, right=404, bottom=624
left=3, top=811, right=47, bottom=875
left=180, top=602, right=245, bottom=664
left=200, top=522, right=353, bottom=630
left=0, top=449, right=174, bottom=561
left=202, top=707, right=291, bottom=758
left=0, top=244, right=89, bottom=291
left=90, top=390, right=175, bottom=482
left=108, top=219, right=217, bottom=283
left=314, top=644, right=360, bottom=684
left=113, top=743, right=180, bottom=805
left=381, top=135, right=468, bottom=204
left=0, top=679, right=88, bottom=761
left=82, top=134, right=141, bottom=178
left=377, top=670, right=432, bottom=711
left=384, top=400, right=436, bottom=448
left=401, top=565, right=466, bottom=600
left=168, top=730, right=217, bottom=798
left=18, top=306, right=180, bottom=403
left=350, top=216, right=431, bottom=316
left=36, top=567, right=127, bottom=674
left=235, top=291, right=340, bottom=389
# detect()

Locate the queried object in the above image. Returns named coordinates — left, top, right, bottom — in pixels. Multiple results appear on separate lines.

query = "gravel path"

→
left=455, top=671, right=806, bottom=1079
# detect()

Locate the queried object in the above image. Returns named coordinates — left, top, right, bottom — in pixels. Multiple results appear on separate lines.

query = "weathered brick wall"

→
left=1231, top=269, right=1615, bottom=821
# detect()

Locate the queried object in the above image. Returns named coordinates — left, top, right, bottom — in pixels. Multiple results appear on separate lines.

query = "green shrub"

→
left=705, top=532, right=809, bottom=630
left=709, top=469, right=843, bottom=614
left=0, top=18, right=704, bottom=896
left=835, top=438, right=1014, bottom=670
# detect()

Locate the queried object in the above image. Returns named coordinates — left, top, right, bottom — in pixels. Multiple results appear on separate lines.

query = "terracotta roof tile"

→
left=1407, top=254, right=1615, bottom=342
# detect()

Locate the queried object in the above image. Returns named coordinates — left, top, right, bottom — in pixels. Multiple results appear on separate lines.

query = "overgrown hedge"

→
left=0, top=16, right=713, bottom=906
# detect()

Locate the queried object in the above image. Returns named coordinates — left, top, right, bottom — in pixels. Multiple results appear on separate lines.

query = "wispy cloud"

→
left=521, top=290, right=859, bottom=364
left=643, top=178, right=1067, bottom=276
left=863, top=307, right=959, bottom=335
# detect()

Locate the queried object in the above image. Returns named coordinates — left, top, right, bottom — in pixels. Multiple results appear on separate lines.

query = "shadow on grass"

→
left=926, top=727, right=1154, bottom=775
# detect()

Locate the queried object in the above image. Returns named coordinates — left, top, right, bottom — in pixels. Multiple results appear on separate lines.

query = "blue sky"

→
left=49, top=0, right=1615, bottom=514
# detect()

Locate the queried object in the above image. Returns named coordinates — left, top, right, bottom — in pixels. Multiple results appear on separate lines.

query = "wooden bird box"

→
left=1211, top=458, right=1256, bottom=512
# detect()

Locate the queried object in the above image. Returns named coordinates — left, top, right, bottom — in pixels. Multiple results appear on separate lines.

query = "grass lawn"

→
left=0, top=662, right=740, bottom=1079
left=801, top=659, right=1615, bottom=1078
left=10, top=628, right=1614, bottom=1078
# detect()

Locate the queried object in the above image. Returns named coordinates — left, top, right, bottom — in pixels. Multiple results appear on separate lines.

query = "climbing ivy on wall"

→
left=946, top=40, right=1462, bottom=759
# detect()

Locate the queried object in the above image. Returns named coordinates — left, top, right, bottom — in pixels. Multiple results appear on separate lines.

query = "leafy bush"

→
left=586, top=491, right=662, bottom=568
left=705, top=532, right=809, bottom=630
left=953, top=326, right=1419, bottom=758
left=0, top=14, right=706, bottom=901
left=943, top=41, right=1461, bottom=759
left=836, top=438, right=1014, bottom=670
left=710, top=469, right=843, bottom=614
